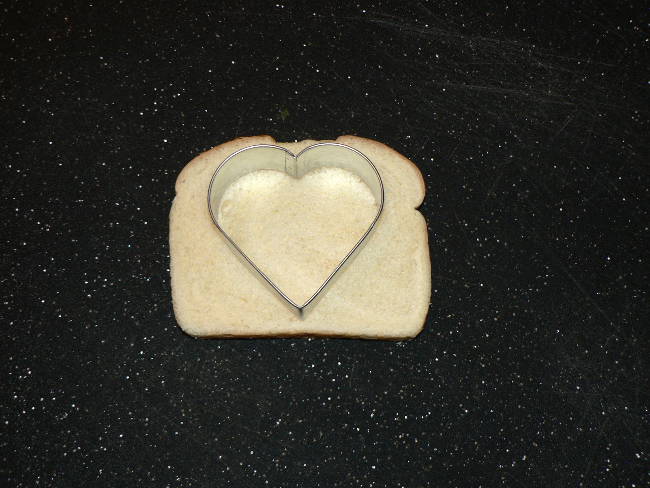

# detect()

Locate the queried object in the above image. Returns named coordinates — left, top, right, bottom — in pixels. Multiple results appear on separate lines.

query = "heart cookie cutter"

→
left=207, top=142, right=385, bottom=318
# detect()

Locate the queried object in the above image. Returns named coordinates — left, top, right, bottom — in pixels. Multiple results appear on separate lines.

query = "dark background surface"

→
left=2, top=1, right=648, bottom=486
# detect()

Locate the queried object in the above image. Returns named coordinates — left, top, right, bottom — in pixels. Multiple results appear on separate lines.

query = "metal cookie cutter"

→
left=207, top=142, right=384, bottom=318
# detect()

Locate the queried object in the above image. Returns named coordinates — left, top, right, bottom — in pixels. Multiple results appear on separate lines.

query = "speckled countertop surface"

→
left=2, top=1, right=648, bottom=487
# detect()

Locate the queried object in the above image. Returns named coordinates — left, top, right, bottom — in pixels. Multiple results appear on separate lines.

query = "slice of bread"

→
left=169, top=135, right=430, bottom=339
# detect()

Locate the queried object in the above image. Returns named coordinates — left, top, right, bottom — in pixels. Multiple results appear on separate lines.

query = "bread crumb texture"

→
left=219, top=167, right=377, bottom=305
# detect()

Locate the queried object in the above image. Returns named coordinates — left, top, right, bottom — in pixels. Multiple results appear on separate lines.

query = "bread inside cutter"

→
left=207, top=142, right=385, bottom=318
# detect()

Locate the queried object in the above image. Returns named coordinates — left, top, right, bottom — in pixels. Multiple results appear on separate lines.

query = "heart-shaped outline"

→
left=207, top=142, right=384, bottom=318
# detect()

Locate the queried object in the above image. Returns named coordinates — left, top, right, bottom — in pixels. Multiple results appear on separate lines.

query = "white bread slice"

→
left=169, top=135, right=430, bottom=339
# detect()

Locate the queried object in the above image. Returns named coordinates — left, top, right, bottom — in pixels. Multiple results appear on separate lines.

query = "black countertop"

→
left=3, top=1, right=648, bottom=486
